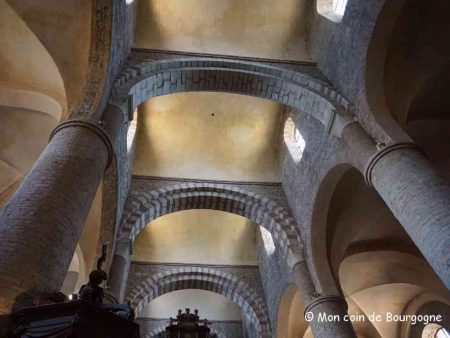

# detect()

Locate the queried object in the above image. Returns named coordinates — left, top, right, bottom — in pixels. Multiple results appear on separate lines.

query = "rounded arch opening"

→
left=0, top=0, right=67, bottom=113
left=312, top=164, right=450, bottom=337
left=401, top=293, right=450, bottom=338
left=366, top=0, right=450, bottom=145
left=310, top=163, right=352, bottom=295
left=131, top=209, right=259, bottom=266
left=120, top=182, right=302, bottom=267
left=422, top=323, right=450, bottom=338
left=277, top=284, right=310, bottom=338
left=112, top=58, right=349, bottom=134
left=0, top=0, right=68, bottom=207
left=127, top=267, right=271, bottom=337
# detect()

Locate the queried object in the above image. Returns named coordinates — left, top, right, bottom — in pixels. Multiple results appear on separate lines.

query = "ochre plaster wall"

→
left=0, top=106, right=58, bottom=207
left=0, top=1, right=66, bottom=111
left=7, top=0, right=92, bottom=113
left=133, top=92, right=284, bottom=182
left=132, top=210, right=258, bottom=265
left=140, top=289, right=242, bottom=320
left=135, top=0, right=311, bottom=61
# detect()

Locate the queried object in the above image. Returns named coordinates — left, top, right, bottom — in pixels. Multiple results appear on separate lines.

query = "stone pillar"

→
left=342, top=124, right=450, bottom=289
left=107, top=238, right=132, bottom=303
left=293, top=262, right=357, bottom=338
left=0, top=105, right=123, bottom=314
left=366, top=144, right=450, bottom=288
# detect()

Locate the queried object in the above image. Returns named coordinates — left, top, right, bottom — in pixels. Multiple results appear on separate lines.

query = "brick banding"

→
left=119, top=183, right=303, bottom=265
left=111, top=57, right=350, bottom=133
left=127, top=267, right=271, bottom=337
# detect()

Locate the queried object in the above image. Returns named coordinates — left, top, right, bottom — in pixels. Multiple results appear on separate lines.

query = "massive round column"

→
left=0, top=105, right=123, bottom=314
left=293, top=262, right=357, bottom=338
left=366, top=145, right=450, bottom=289
left=107, top=238, right=132, bottom=303
left=342, top=124, right=450, bottom=289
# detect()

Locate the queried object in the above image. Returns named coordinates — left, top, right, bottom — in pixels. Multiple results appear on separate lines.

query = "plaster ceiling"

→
left=5, top=0, right=93, bottom=113
left=135, top=0, right=312, bottom=61
left=140, top=289, right=242, bottom=321
left=383, top=0, right=450, bottom=127
left=326, top=168, right=421, bottom=278
left=349, top=283, right=425, bottom=338
left=132, top=209, right=258, bottom=266
left=0, top=0, right=93, bottom=205
left=133, top=92, right=284, bottom=182
left=0, top=106, right=58, bottom=207
left=0, top=0, right=66, bottom=113
left=339, top=251, right=450, bottom=298
left=339, top=251, right=450, bottom=338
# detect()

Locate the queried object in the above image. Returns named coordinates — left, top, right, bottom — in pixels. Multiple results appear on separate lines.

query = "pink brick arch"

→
left=119, top=182, right=303, bottom=266
left=127, top=266, right=271, bottom=338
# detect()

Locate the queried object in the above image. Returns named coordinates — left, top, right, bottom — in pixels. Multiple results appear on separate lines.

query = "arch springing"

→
left=127, top=267, right=271, bottom=337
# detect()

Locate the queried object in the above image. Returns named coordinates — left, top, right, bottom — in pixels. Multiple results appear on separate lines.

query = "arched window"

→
left=422, top=323, right=450, bottom=338
left=127, top=108, right=138, bottom=153
left=284, top=117, right=305, bottom=164
left=259, top=226, right=275, bottom=256
left=317, top=0, right=349, bottom=23
left=437, top=328, right=450, bottom=338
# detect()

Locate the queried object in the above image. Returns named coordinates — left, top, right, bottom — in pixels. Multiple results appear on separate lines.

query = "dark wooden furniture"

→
left=9, top=300, right=139, bottom=338
left=166, top=309, right=211, bottom=338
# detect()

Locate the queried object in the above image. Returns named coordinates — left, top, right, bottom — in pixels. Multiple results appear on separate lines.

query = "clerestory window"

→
left=284, top=117, right=305, bottom=164
left=317, top=0, right=349, bottom=23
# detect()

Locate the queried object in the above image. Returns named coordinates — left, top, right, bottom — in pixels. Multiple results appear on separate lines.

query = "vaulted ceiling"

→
left=133, top=92, right=285, bottom=182
left=135, top=0, right=312, bottom=61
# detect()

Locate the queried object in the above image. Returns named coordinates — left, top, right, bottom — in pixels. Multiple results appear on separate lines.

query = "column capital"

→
left=328, top=109, right=358, bottom=138
left=49, top=119, right=114, bottom=168
left=304, top=295, right=348, bottom=315
left=114, top=237, right=133, bottom=259
left=364, top=142, right=425, bottom=188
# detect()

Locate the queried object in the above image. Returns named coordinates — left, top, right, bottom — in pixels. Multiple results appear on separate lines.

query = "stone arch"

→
left=310, top=163, right=353, bottom=295
left=340, top=251, right=450, bottom=338
left=0, top=1, right=67, bottom=114
left=119, top=182, right=303, bottom=266
left=0, top=1, right=70, bottom=207
left=366, top=0, right=450, bottom=141
left=401, top=293, right=450, bottom=338
left=365, top=0, right=413, bottom=141
left=6, top=0, right=111, bottom=119
left=277, top=283, right=310, bottom=338
left=311, top=163, right=450, bottom=336
left=127, top=267, right=271, bottom=337
left=111, top=57, right=350, bottom=134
